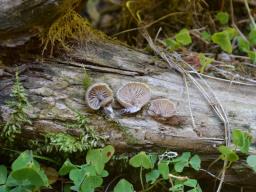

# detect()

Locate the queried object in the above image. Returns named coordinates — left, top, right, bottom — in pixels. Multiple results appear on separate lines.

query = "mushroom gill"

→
left=85, top=83, right=113, bottom=110
left=147, top=98, right=176, bottom=118
left=116, top=82, right=151, bottom=113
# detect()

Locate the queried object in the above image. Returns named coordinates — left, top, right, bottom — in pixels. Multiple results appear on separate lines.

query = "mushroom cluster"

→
left=85, top=81, right=177, bottom=120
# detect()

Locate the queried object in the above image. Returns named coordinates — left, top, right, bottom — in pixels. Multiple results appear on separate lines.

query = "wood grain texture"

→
left=1, top=41, right=256, bottom=187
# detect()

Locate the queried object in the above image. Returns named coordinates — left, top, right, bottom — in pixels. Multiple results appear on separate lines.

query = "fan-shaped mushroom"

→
left=116, top=82, right=151, bottom=113
left=147, top=98, right=176, bottom=118
left=85, top=83, right=114, bottom=117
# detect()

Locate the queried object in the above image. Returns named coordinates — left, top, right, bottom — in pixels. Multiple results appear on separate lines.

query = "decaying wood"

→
left=0, top=41, right=256, bottom=188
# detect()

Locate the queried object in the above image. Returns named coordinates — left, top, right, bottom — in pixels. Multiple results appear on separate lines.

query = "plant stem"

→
left=140, top=166, right=145, bottom=191
left=216, top=160, right=228, bottom=192
left=143, top=179, right=163, bottom=192
left=244, top=0, right=256, bottom=28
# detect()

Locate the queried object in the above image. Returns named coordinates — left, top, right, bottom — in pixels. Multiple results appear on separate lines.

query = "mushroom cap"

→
left=116, top=82, right=151, bottom=111
left=85, top=83, right=113, bottom=110
left=148, top=98, right=176, bottom=118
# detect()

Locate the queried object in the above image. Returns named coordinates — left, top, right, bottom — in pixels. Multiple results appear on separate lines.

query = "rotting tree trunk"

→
left=0, top=41, right=256, bottom=189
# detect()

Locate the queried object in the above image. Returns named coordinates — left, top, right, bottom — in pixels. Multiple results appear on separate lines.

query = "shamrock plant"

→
left=59, top=145, right=115, bottom=192
left=217, top=129, right=253, bottom=168
left=0, top=150, right=49, bottom=192
left=120, top=151, right=202, bottom=192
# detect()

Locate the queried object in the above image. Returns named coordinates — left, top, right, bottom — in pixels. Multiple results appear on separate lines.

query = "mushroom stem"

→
left=120, top=106, right=141, bottom=114
left=103, top=105, right=115, bottom=118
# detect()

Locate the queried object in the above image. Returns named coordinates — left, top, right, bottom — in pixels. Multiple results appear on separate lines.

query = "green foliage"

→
left=1, top=72, right=32, bottom=142
left=113, top=179, right=134, bottom=192
left=45, top=132, right=90, bottom=153
left=215, top=12, right=229, bottom=25
left=164, top=38, right=181, bottom=51
left=175, top=28, right=192, bottom=46
left=218, top=146, right=239, bottom=162
left=232, top=129, right=252, bottom=154
left=248, top=27, right=256, bottom=46
left=127, top=151, right=201, bottom=191
left=164, top=28, right=192, bottom=51
left=158, top=161, right=169, bottom=179
left=189, top=155, right=201, bottom=171
left=0, top=146, right=204, bottom=192
left=237, top=36, right=250, bottom=52
left=198, top=53, right=214, bottom=73
left=169, top=179, right=202, bottom=192
left=61, top=145, right=113, bottom=192
left=69, top=165, right=103, bottom=192
left=247, top=51, right=256, bottom=63
left=0, top=150, right=49, bottom=191
left=59, top=159, right=77, bottom=176
left=246, top=155, right=256, bottom=172
left=82, top=70, right=92, bottom=90
left=67, top=111, right=105, bottom=148
left=86, top=145, right=114, bottom=174
left=172, top=152, right=201, bottom=173
left=0, top=165, right=7, bottom=185
left=200, top=31, right=211, bottom=42
left=145, top=169, right=160, bottom=184
left=211, top=28, right=236, bottom=53
left=45, top=111, right=104, bottom=153
left=129, top=151, right=153, bottom=169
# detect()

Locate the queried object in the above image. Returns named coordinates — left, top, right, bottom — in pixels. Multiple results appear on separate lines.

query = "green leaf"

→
left=11, top=151, right=33, bottom=171
left=172, top=152, right=190, bottom=172
left=215, top=12, right=229, bottom=25
left=218, top=146, right=239, bottom=162
left=164, top=38, right=181, bottom=51
left=86, top=145, right=114, bottom=174
left=201, top=31, right=211, bottom=42
left=198, top=53, right=214, bottom=73
left=59, top=159, right=77, bottom=176
left=69, top=168, right=84, bottom=188
left=148, top=153, right=158, bottom=166
left=189, top=155, right=201, bottom=171
left=175, top=28, right=192, bottom=46
left=249, top=27, right=256, bottom=46
left=102, top=145, right=115, bottom=163
left=248, top=51, right=256, bottom=64
left=11, top=167, right=48, bottom=187
left=184, top=179, right=198, bottom=187
left=0, top=165, right=7, bottom=185
left=158, top=161, right=169, bottom=180
left=237, top=36, right=250, bottom=52
left=174, top=161, right=188, bottom=173
left=114, top=179, right=134, bottom=192
left=81, top=176, right=103, bottom=192
left=172, top=152, right=191, bottom=163
left=225, top=27, right=237, bottom=39
left=232, top=129, right=252, bottom=154
left=145, top=169, right=160, bottom=184
left=246, top=155, right=256, bottom=172
left=129, top=152, right=153, bottom=169
left=211, top=31, right=232, bottom=53
left=169, top=183, right=184, bottom=192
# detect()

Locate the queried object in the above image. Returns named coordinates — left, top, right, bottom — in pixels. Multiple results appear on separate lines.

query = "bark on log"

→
left=0, top=41, right=256, bottom=189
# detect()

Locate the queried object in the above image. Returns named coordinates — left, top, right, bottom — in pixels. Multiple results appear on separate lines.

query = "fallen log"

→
left=0, top=41, right=256, bottom=189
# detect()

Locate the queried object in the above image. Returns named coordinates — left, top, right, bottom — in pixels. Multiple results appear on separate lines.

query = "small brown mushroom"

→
left=116, top=82, right=151, bottom=113
left=85, top=83, right=114, bottom=117
left=147, top=98, right=176, bottom=118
